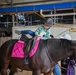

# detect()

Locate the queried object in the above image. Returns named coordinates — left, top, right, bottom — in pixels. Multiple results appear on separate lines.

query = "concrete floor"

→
left=7, top=70, right=54, bottom=75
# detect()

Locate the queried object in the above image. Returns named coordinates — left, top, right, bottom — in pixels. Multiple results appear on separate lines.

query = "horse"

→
left=0, top=38, right=76, bottom=75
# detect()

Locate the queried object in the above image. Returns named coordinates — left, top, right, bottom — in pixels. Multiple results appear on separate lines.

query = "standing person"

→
left=60, top=34, right=75, bottom=75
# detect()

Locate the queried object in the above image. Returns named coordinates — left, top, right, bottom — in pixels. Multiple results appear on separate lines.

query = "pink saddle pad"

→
left=11, top=36, right=40, bottom=58
left=11, top=40, right=25, bottom=58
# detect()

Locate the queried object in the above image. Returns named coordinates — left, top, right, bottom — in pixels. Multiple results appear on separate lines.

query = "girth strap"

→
left=46, top=42, right=56, bottom=65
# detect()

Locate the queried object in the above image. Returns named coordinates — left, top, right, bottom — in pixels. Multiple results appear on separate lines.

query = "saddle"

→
left=11, top=35, right=39, bottom=64
left=20, top=35, right=40, bottom=58
left=11, top=35, right=33, bottom=58
left=21, top=35, right=37, bottom=64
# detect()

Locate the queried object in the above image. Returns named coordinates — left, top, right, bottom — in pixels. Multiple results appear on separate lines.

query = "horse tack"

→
left=29, top=37, right=40, bottom=57
left=11, top=37, right=40, bottom=58
left=45, top=42, right=56, bottom=66
left=23, top=36, right=40, bottom=58
left=11, top=40, right=25, bottom=58
left=24, top=39, right=32, bottom=56
left=23, top=37, right=37, bottom=57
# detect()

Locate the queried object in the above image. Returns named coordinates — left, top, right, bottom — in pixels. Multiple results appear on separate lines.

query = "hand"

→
left=36, top=35, right=41, bottom=40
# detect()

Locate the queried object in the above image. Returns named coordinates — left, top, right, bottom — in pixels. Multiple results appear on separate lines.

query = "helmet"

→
left=45, top=18, right=53, bottom=26
left=60, top=34, right=72, bottom=40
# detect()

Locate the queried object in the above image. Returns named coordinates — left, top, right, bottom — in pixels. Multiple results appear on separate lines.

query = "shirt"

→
left=35, top=26, right=51, bottom=39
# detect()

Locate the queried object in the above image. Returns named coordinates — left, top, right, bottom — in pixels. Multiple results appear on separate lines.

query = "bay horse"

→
left=0, top=38, right=76, bottom=75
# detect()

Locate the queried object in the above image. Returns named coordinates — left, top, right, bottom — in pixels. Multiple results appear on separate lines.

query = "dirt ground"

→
left=7, top=70, right=44, bottom=75
left=7, top=70, right=54, bottom=75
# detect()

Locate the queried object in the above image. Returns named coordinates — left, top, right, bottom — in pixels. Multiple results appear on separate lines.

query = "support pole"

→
left=12, top=14, right=15, bottom=26
left=73, top=14, right=76, bottom=24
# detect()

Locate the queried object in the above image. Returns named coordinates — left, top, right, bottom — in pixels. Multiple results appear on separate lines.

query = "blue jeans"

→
left=53, top=64, right=61, bottom=75
left=21, top=30, right=35, bottom=37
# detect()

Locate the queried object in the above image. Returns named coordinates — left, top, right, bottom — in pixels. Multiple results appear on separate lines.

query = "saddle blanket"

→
left=11, top=36, right=40, bottom=58
left=11, top=40, right=25, bottom=58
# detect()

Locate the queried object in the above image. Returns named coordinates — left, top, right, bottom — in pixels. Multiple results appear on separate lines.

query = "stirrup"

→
left=25, top=59, right=29, bottom=64
left=24, top=56, right=29, bottom=64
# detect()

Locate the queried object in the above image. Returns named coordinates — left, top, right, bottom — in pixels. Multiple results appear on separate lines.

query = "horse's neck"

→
left=47, top=39, right=72, bottom=62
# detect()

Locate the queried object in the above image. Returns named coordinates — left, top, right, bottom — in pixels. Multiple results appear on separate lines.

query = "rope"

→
left=54, top=22, right=76, bottom=32
left=55, top=29, right=69, bottom=38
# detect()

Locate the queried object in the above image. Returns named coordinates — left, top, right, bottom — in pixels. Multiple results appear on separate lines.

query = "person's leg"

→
left=21, top=30, right=35, bottom=37
left=53, top=64, right=61, bottom=75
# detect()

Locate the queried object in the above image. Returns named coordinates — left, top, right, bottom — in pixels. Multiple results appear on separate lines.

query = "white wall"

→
left=12, top=25, right=76, bottom=40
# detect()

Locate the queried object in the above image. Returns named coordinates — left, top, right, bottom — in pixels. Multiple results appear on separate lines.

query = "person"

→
left=60, top=34, right=75, bottom=75
left=60, top=34, right=72, bottom=40
left=35, top=18, right=53, bottom=39
left=15, top=18, right=53, bottom=39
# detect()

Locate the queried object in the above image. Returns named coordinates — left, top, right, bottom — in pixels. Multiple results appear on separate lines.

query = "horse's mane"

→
left=39, top=38, right=73, bottom=52
left=37, top=39, right=74, bottom=62
left=59, top=39, right=73, bottom=49
left=41, top=38, right=72, bottom=45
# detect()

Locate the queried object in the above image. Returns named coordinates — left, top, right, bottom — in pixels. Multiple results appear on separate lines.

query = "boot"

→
left=15, top=30, right=21, bottom=35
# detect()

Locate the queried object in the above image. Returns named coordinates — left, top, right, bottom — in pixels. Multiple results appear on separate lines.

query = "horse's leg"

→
left=32, top=70, right=41, bottom=75
left=44, top=72, right=52, bottom=75
left=9, top=66, right=16, bottom=75
left=9, top=70, right=15, bottom=75
left=44, top=69, right=53, bottom=75
left=1, top=62, right=9, bottom=75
